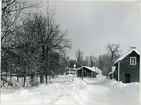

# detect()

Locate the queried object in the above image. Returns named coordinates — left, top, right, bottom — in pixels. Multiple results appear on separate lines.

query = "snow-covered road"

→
left=1, top=75, right=140, bottom=105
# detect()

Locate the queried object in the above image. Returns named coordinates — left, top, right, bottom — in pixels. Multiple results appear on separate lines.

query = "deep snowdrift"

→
left=1, top=75, right=140, bottom=105
left=84, top=76, right=140, bottom=105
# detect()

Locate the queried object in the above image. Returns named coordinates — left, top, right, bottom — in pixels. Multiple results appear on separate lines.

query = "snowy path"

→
left=1, top=76, right=139, bottom=105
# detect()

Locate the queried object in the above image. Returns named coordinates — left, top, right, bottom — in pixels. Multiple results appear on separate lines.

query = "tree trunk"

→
left=23, top=76, right=26, bottom=87
left=40, top=44, right=45, bottom=84
left=49, top=75, right=51, bottom=80
left=40, top=73, right=44, bottom=83
left=17, top=76, right=19, bottom=82
left=30, top=74, right=35, bottom=86
left=35, top=75, right=38, bottom=85
left=52, top=74, right=54, bottom=79
left=10, top=71, right=12, bottom=82
left=45, top=73, right=48, bottom=84
left=31, top=74, right=34, bottom=82
left=6, top=72, right=7, bottom=80
left=10, top=75, right=12, bottom=82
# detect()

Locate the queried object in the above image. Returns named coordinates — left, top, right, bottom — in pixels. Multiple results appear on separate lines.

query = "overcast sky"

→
left=32, top=1, right=141, bottom=59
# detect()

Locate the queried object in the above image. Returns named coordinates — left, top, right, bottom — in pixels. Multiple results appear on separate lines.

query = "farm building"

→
left=77, top=66, right=101, bottom=78
left=65, top=67, right=77, bottom=75
left=111, top=47, right=140, bottom=83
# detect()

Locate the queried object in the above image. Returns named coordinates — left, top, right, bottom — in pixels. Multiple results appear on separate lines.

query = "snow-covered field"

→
left=1, top=75, right=140, bottom=105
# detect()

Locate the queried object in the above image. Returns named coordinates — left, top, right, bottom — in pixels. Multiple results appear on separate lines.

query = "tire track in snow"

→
left=82, top=78, right=111, bottom=105
left=51, top=78, right=111, bottom=105
left=46, top=80, right=77, bottom=105
left=48, top=78, right=87, bottom=105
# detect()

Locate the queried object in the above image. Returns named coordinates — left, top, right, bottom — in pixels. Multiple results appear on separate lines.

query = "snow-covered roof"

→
left=114, top=48, right=140, bottom=65
left=77, top=66, right=102, bottom=73
left=92, top=66, right=102, bottom=74
left=77, top=66, right=96, bottom=72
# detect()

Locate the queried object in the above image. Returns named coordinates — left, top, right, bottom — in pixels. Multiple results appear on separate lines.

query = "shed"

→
left=112, top=47, right=140, bottom=83
left=77, top=66, right=101, bottom=78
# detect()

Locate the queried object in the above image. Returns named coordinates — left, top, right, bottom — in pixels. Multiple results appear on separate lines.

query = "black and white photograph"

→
left=1, top=0, right=141, bottom=105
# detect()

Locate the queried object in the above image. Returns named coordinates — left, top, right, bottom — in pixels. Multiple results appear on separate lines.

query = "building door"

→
left=125, top=73, right=130, bottom=83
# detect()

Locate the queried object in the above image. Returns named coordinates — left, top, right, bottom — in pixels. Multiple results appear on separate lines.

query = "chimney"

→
left=131, top=47, right=136, bottom=49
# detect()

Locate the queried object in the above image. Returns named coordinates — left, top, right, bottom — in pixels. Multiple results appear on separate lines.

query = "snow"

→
left=1, top=75, right=140, bottom=105
left=92, top=66, right=102, bottom=75
left=78, top=66, right=96, bottom=72
left=108, top=66, right=116, bottom=75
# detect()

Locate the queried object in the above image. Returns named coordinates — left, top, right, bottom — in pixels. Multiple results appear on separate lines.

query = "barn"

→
left=112, top=47, right=140, bottom=83
left=77, top=66, right=101, bottom=78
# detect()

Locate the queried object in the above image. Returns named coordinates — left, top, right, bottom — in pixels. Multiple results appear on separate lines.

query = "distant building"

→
left=77, top=66, right=101, bottom=78
left=66, top=67, right=77, bottom=75
left=111, top=47, right=140, bottom=83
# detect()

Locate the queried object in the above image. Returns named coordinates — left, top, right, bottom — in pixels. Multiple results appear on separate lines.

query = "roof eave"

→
left=113, top=60, right=121, bottom=66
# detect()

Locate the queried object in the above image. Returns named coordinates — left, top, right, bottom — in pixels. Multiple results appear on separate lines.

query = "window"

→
left=130, top=57, right=136, bottom=65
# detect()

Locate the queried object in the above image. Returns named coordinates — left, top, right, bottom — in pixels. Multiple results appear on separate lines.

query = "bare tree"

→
left=44, top=8, right=71, bottom=83
left=89, top=55, right=98, bottom=67
left=106, top=44, right=120, bottom=64
left=98, top=54, right=111, bottom=75
left=83, top=56, right=89, bottom=66
left=1, top=0, right=38, bottom=46
left=1, top=0, right=38, bottom=87
left=1, top=0, right=71, bottom=87
left=19, top=10, right=71, bottom=84
left=83, top=55, right=98, bottom=67
left=76, top=49, right=83, bottom=67
left=106, top=44, right=120, bottom=75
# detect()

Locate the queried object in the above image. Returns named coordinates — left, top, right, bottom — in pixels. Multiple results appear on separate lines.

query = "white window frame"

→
left=130, top=57, right=137, bottom=65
